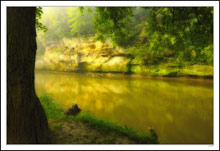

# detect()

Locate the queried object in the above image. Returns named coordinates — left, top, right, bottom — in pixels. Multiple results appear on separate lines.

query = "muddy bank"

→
left=49, top=118, right=143, bottom=144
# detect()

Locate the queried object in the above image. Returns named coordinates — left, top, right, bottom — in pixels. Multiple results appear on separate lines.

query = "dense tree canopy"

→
left=36, top=7, right=213, bottom=65
left=144, top=7, right=213, bottom=64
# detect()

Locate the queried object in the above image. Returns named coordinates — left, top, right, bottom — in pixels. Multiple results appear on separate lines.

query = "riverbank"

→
left=39, top=94, right=159, bottom=144
left=36, top=61, right=213, bottom=80
left=35, top=69, right=213, bottom=83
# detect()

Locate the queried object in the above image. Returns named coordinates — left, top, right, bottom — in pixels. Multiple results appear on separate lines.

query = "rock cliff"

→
left=35, top=37, right=213, bottom=78
left=36, top=37, right=131, bottom=73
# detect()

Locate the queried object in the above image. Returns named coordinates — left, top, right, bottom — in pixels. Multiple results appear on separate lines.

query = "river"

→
left=35, top=71, right=213, bottom=144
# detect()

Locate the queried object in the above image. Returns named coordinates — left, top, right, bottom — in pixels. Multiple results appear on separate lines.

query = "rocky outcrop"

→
left=36, top=37, right=131, bottom=73
left=35, top=37, right=213, bottom=78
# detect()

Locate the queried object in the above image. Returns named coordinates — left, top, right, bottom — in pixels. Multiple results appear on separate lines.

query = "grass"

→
left=39, top=94, right=65, bottom=118
left=39, top=93, right=159, bottom=144
left=71, top=112, right=158, bottom=144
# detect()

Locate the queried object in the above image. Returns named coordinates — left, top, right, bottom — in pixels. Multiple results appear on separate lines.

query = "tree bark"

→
left=7, top=7, right=50, bottom=144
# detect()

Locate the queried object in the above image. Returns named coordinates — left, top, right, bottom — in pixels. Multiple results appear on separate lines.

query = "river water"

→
left=35, top=71, right=213, bottom=144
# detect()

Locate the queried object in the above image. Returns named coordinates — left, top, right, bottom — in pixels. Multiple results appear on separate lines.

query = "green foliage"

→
left=93, top=7, right=133, bottom=45
left=36, top=7, right=72, bottom=56
left=36, top=7, right=213, bottom=66
left=67, top=7, right=95, bottom=37
left=145, top=7, right=213, bottom=64
left=199, top=45, right=213, bottom=64
left=37, top=7, right=72, bottom=42
left=91, top=7, right=153, bottom=48
left=39, top=93, right=65, bottom=118
left=36, top=7, right=48, bottom=32
left=73, top=112, right=159, bottom=144
left=94, top=7, right=133, bottom=31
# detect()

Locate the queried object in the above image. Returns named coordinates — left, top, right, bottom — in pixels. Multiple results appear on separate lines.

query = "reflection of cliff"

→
left=35, top=71, right=213, bottom=143
left=37, top=37, right=130, bottom=72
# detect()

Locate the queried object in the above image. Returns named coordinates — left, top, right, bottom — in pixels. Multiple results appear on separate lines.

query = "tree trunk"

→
left=7, top=7, right=50, bottom=144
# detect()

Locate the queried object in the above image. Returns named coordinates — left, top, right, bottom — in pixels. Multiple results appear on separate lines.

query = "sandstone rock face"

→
left=36, top=37, right=213, bottom=78
left=36, top=37, right=130, bottom=72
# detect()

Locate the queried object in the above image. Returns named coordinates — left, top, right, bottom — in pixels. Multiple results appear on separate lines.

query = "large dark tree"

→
left=7, top=7, right=50, bottom=144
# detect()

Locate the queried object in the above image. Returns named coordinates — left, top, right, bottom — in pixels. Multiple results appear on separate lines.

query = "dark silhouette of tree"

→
left=7, top=7, right=50, bottom=144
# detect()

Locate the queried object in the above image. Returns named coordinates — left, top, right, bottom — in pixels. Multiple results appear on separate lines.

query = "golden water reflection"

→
left=35, top=71, right=213, bottom=144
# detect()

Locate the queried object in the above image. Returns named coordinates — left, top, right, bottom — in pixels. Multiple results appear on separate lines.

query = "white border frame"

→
left=1, top=1, right=219, bottom=150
